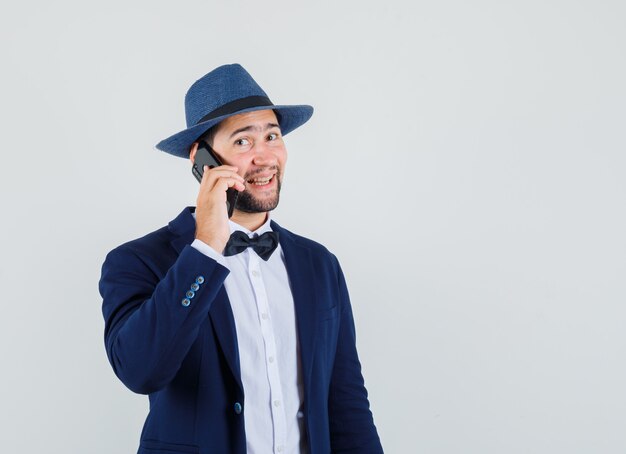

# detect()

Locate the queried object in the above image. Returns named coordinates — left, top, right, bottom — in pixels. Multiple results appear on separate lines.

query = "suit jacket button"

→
left=196, top=276, right=205, bottom=284
left=186, top=290, right=195, bottom=299
left=234, top=402, right=242, bottom=414
left=191, top=283, right=200, bottom=291
left=181, top=298, right=191, bottom=307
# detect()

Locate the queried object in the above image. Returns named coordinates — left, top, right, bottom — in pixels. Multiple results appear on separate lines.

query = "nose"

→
left=251, top=141, right=278, bottom=167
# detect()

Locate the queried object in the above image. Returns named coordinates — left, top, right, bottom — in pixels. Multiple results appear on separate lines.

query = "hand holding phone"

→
left=192, top=140, right=240, bottom=218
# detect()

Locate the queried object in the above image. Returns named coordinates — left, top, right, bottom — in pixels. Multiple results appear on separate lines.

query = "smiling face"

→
left=204, top=109, right=287, bottom=214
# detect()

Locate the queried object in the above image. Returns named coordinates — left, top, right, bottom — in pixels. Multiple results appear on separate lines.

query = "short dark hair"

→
left=198, top=125, right=218, bottom=148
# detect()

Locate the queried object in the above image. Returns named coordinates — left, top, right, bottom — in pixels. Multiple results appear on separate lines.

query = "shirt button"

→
left=251, top=270, right=260, bottom=277
left=268, top=356, right=274, bottom=363
left=274, top=400, right=280, bottom=407
left=234, top=402, right=242, bottom=414
left=261, top=313, right=268, bottom=320
left=277, top=447, right=283, bottom=453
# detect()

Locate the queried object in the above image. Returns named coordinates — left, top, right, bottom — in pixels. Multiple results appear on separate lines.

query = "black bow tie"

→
left=223, top=230, right=279, bottom=261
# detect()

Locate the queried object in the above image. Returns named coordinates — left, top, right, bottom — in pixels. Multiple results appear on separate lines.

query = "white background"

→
left=1, top=0, right=625, bottom=452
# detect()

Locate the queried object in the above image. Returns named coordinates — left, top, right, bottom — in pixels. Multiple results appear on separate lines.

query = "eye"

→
left=235, top=138, right=250, bottom=146
left=267, top=132, right=279, bottom=141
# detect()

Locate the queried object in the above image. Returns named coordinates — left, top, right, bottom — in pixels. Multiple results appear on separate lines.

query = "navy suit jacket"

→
left=99, top=207, right=383, bottom=453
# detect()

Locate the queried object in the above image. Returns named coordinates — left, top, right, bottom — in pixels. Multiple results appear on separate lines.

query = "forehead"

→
left=215, top=109, right=279, bottom=136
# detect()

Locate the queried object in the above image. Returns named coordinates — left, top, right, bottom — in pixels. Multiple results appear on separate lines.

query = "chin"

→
left=235, top=193, right=280, bottom=213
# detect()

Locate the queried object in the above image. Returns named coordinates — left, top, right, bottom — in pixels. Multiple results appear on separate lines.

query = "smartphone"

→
left=192, top=140, right=240, bottom=218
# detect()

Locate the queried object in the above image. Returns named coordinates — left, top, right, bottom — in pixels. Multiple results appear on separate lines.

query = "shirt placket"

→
left=247, top=250, right=288, bottom=454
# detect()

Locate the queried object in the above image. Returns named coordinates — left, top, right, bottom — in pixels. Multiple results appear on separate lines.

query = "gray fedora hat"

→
left=156, top=64, right=314, bottom=158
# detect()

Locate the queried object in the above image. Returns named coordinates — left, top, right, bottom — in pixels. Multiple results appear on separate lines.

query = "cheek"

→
left=277, top=148, right=287, bottom=167
left=225, top=155, right=249, bottom=175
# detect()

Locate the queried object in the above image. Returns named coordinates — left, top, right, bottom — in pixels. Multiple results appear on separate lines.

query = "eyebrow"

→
left=229, top=122, right=280, bottom=139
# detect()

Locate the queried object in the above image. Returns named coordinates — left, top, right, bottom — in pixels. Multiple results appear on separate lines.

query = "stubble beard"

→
left=235, top=169, right=282, bottom=213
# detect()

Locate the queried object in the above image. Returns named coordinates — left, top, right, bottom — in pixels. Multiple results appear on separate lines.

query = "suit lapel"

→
left=169, top=207, right=243, bottom=392
left=209, top=287, right=243, bottom=391
left=271, top=221, right=319, bottom=397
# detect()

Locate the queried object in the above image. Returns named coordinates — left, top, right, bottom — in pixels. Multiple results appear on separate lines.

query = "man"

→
left=99, top=64, right=383, bottom=454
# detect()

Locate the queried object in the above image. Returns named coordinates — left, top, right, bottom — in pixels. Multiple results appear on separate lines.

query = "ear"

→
left=189, top=142, right=199, bottom=163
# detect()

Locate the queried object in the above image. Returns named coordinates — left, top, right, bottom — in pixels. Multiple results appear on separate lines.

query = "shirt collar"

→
left=228, top=213, right=273, bottom=237
left=191, top=210, right=273, bottom=238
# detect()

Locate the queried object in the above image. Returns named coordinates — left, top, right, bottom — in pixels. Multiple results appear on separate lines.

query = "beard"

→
left=235, top=168, right=282, bottom=213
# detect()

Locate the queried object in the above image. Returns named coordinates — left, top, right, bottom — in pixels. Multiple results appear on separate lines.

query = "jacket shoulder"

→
left=272, top=221, right=341, bottom=268
left=274, top=222, right=328, bottom=250
left=104, top=224, right=173, bottom=263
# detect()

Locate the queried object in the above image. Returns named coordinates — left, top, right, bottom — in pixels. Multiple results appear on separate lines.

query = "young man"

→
left=99, top=64, right=383, bottom=454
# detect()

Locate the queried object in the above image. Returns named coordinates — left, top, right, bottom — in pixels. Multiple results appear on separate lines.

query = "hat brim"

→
left=155, top=104, right=313, bottom=158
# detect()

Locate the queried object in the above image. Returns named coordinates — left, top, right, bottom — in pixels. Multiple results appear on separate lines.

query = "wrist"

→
left=195, top=233, right=226, bottom=255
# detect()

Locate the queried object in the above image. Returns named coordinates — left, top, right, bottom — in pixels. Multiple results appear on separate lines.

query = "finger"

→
left=209, top=164, right=240, bottom=173
left=206, top=167, right=244, bottom=181
left=199, top=165, right=213, bottom=191
left=199, top=165, right=239, bottom=186
left=214, top=177, right=246, bottom=193
left=202, top=168, right=245, bottom=190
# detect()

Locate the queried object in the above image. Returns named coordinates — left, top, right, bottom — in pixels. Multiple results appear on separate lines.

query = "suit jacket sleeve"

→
left=328, top=255, right=384, bottom=453
left=99, top=243, right=229, bottom=394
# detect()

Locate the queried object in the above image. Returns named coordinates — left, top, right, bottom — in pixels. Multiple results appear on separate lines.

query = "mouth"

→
left=246, top=173, right=276, bottom=188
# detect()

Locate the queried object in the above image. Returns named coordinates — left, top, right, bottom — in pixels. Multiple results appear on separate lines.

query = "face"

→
left=197, top=109, right=287, bottom=213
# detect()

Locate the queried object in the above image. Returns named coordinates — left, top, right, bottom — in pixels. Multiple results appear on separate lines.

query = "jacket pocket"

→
left=139, top=439, right=199, bottom=453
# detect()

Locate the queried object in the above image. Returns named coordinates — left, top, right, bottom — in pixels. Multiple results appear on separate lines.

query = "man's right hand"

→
left=194, top=161, right=245, bottom=254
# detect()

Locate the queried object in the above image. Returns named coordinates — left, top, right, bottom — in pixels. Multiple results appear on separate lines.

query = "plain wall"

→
left=1, top=0, right=625, bottom=452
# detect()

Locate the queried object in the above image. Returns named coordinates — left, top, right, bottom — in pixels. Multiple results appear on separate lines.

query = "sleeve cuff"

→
left=191, top=239, right=229, bottom=269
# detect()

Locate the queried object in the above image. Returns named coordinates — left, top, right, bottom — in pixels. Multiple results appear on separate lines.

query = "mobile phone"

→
left=192, top=140, right=240, bottom=218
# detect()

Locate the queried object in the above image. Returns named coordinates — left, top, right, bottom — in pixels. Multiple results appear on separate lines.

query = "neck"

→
left=230, top=210, right=269, bottom=232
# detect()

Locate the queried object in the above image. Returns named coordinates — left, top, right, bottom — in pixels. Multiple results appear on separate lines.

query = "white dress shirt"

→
left=191, top=214, right=307, bottom=454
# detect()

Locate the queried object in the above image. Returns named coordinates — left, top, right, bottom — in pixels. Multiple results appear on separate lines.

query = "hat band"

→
left=196, top=95, right=274, bottom=125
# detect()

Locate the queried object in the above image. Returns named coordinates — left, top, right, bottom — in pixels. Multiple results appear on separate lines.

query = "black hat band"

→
left=196, top=95, right=274, bottom=125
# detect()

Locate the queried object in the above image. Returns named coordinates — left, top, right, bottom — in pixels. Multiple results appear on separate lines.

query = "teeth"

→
left=248, top=175, right=273, bottom=185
